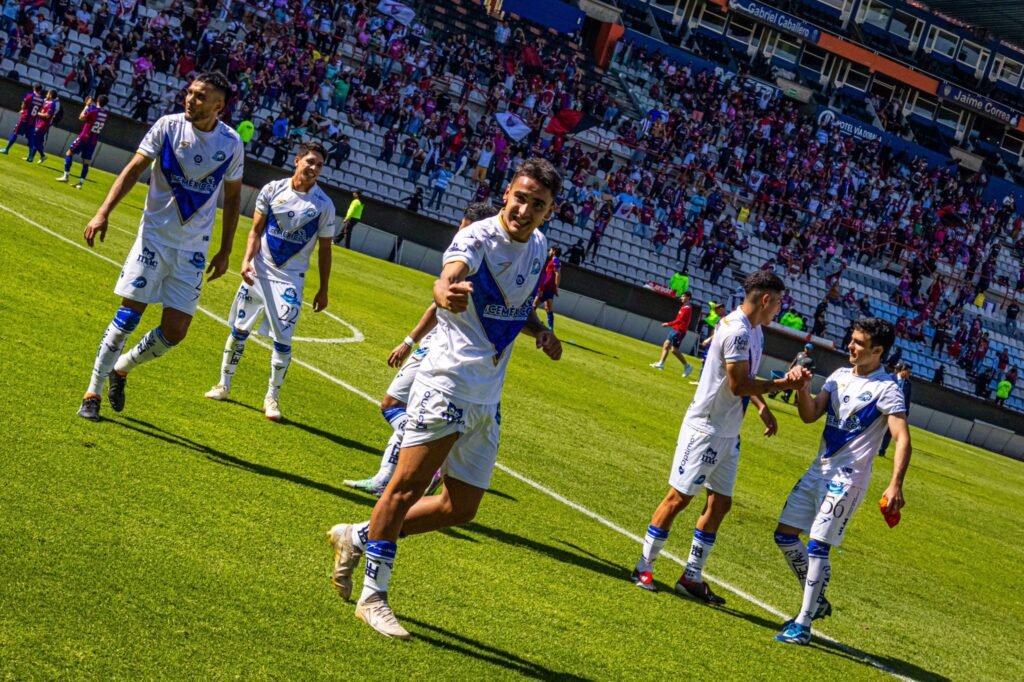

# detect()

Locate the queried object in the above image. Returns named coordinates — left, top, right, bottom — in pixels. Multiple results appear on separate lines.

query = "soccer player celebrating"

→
left=631, top=271, right=811, bottom=602
left=650, top=290, right=694, bottom=377
left=57, top=94, right=109, bottom=189
left=327, top=159, right=563, bottom=640
left=344, top=202, right=498, bottom=495
left=2, top=83, right=42, bottom=155
left=77, top=72, right=243, bottom=421
left=203, top=141, right=336, bottom=421
left=532, top=245, right=561, bottom=330
left=26, top=89, right=59, bottom=163
left=773, top=317, right=911, bottom=645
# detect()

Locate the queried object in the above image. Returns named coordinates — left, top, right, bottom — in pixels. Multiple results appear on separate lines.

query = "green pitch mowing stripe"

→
left=1, top=149, right=1020, bottom=680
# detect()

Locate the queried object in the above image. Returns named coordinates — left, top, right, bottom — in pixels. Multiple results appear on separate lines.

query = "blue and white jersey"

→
left=810, top=366, right=906, bottom=487
left=136, top=114, right=245, bottom=251
left=255, top=178, right=337, bottom=278
left=684, top=309, right=763, bottom=438
left=418, top=214, right=547, bottom=404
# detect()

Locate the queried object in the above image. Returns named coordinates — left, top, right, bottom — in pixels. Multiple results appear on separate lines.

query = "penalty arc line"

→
left=6, top=203, right=914, bottom=681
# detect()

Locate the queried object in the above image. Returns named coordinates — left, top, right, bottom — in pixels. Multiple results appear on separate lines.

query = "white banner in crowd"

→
left=495, top=112, right=532, bottom=141
left=376, top=0, right=417, bottom=26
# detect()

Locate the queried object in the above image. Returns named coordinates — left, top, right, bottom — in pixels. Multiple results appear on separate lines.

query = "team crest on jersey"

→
left=281, top=287, right=299, bottom=304
left=132, top=276, right=147, bottom=288
left=858, top=391, right=873, bottom=402
left=190, top=252, right=206, bottom=268
left=213, top=150, right=227, bottom=162
left=304, top=207, right=317, bottom=218
left=137, top=247, right=157, bottom=267
left=531, top=258, right=541, bottom=274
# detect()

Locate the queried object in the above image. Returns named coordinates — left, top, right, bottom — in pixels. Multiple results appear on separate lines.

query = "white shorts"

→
left=668, top=422, right=740, bottom=497
left=778, top=472, right=866, bottom=547
left=385, top=349, right=427, bottom=403
left=114, top=235, right=207, bottom=315
left=401, top=379, right=500, bottom=490
left=228, top=269, right=304, bottom=345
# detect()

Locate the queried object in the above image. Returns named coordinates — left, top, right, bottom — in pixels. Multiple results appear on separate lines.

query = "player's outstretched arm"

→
left=239, top=210, right=267, bottom=284
left=388, top=304, right=439, bottom=367
left=313, top=236, right=332, bottom=312
left=434, top=261, right=472, bottom=313
left=84, top=152, right=151, bottom=247
left=208, top=179, right=242, bottom=281
left=794, top=382, right=830, bottom=423
left=882, top=413, right=912, bottom=513
left=725, top=362, right=808, bottom=397
left=522, top=312, right=562, bottom=360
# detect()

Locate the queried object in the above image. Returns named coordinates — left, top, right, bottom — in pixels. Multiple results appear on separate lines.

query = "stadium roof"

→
left=920, top=0, right=1024, bottom=48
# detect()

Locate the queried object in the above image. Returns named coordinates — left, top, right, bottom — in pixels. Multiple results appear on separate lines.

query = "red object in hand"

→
left=879, top=496, right=901, bottom=528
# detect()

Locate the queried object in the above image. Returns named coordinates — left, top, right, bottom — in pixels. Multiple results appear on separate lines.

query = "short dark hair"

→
left=511, top=157, right=562, bottom=198
left=852, top=317, right=895, bottom=355
left=33, top=83, right=42, bottom=93
left=296, top=140, right=326, bottom=160
left=550, top=246, right=562, bottom=257
left=96, top=94, right=109, bottom=106
left=194, top=71, right=231, bottom=100
left=463, top=202, right=498, bottom=223
left=743, top=270, right=785, bottom=298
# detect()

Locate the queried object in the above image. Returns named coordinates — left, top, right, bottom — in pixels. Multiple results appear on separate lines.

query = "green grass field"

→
left=1, top=148, right=1021, bottom=681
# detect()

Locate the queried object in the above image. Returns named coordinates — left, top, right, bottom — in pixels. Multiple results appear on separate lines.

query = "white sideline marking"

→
left=7, top=203, right=913, bottom=681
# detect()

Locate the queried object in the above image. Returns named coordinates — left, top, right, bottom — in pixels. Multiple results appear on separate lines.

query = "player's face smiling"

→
left=293, top=152, right=324, bottom=190
left=502, top=176, right=554, bottom=242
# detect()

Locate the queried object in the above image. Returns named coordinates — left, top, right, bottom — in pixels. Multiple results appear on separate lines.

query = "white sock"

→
left=774, top=531, right=809, bottom=585
left=267, top=342, right=291, bottom=399
left=114, top=326, right=175, bottom=374
left=85, top=307, right=140, bottom=396
left=637, top=524, right=669, bottom=572
left=797, top=541, right=831, bottom=627
left=219, top=330, right=248, bottom=389
left=350, top=521, right=370, bottom=551
left=682, top=528, right=716, bottom=583
left=374, top=431, right=402, bottom=485
left=360, top=540, right=397, bottom=601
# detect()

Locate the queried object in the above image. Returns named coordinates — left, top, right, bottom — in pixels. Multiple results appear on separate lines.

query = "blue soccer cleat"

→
left=775, top=621, right=811, bottom=645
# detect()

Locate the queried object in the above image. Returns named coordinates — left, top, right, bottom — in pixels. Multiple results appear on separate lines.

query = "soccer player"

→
left=773, top=317, right=911, bottom=645
left=76, top=72, right=243, bottom=421
left=650, top=290, right=694, bottom=377
left=327, top=159, right=563, bottom=640
left=2, top=83, right=41, bottom=155
left=57, top=94, right=109, bottom=189
left=532, top=245, right=561, bottom=330
left=343, top=202, right=498, bottom=496
left=203, top=141, right=336, bottom=421
left=26, top=89, right=59, bottom=163
left=631, top=271, right=811, bottom=602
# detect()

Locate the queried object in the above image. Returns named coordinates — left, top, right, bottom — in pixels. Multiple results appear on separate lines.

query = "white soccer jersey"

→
left=683, top=309, right=764, bottom=438
left=417, top=214, right=547, bottom=404
left=255, top=178, right=337, bottom=277
left=135, top=114, right=245, bottom=251
left=809, top=366, right=906, bottom=487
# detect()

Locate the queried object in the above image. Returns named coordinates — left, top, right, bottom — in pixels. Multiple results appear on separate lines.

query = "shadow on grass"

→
left=112, top=416, right=375, bottom=509
left=485, top=487, right=518, bottom=501
left=564, top=341, right=616, bottom=358
left=220, top=399, right=380, bottom=455
left=404, top=617, right=593, bottom=681
left=714, top=605, right=950, bottom=681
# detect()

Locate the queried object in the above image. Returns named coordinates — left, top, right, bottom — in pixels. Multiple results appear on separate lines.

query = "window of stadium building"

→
left=1002, top=131, right=1024, bottom=157
left=862, top=0, right=892, bottom=30
left=996, top=57, right=1023, bottom=88
left=817, top=0, right=847, bottom=9
left=800, top=46, right=828, bottom=74
left=843, top=64, right=872, bottom=91
left=912, top=94, right=938, bottom=119
left=957, top=41, right=989, bottom=71
left=726, top=16, right=756, bottom=44
left=936, top=105, right=962, bottom=132
left=773, top=37, right=801, bottom=64
left=927, top=27, right=959, bottom=60
left=698, top=6, right=727, bottom=33
left=888, top=10, right=921, bottom=43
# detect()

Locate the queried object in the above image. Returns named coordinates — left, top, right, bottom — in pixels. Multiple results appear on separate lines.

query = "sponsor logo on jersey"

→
left=734, top=332, right=750, bottom=352
left=193, top=154, right=203, bottom=164
left=132, top=276, right=147, bottom=288
left=700, top=446, right=718, bottom=465
left=515, top=274, right=525, bottom=285
left=281, top=287, right=299, bottom=304
left=825, top=411, right=863, bottom=432
left=190, top=252, right=206, bottom=268
left=237, top=309, right=246, bottom=318
left=827, top=481, right=846, bottom=495
left=137, top=247, right=157, bottom=267
left=694, top=474, right=706, bottom=485
left=482, top=301, right=533, bottom=320
left=443, top=401, right=465, bottom=425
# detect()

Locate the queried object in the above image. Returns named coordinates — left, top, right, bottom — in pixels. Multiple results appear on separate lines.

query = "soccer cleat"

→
left=355, top=591, right=411, bottom=640
left=782, top=598, right=832, bottom=629
left=107, top=371, right=127, bottom=412
left=263, top=396, right=282, bottom=422
left=56, top=173, right=68, bottom=182
left=649, top=362, right=664, bottom=370
left=77, top=395, right=101, bottom=421
left=204, top=384, right=230, bottom=400
left=774, top=621, right=811, bottom=645
left=675, top=577, right=727, bottom=605
left=631, top=568, right=656, bottom=592
left=425, top=469, right=443, bottom=495
left=37, top=154, right=46, bottom=163
left=683, top=364, right=694, bottom=378
left=0, top=148, right=7, bottom=154
left=343, top=477, right=387, bottom=497
left=74, top=181, right=84, bottom=189
left=327, top=523, right=364, bottom=601
left=23, top=156, right=32, bottom=161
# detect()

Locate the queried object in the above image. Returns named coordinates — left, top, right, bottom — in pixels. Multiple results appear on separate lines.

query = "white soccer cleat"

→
left=263, top=395, right=282, bottom=421
left=74, top=180, right=83, bottom=189
left=327, top=523, right=364, bottom=601
left=56, top=173, right=68, bottom=182
left=649, top=362, right=664, bottom=370
left=355, top=591, right=410, bottom=640
left=204, top=384, right=229, bottom=400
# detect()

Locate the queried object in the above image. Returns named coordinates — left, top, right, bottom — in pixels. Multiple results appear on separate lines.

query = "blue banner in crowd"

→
left=815, top=107, right=953, bottom=168
left=728, top=0, right=821, bottom=44
left=938, top=82, right=1022, bottom=128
